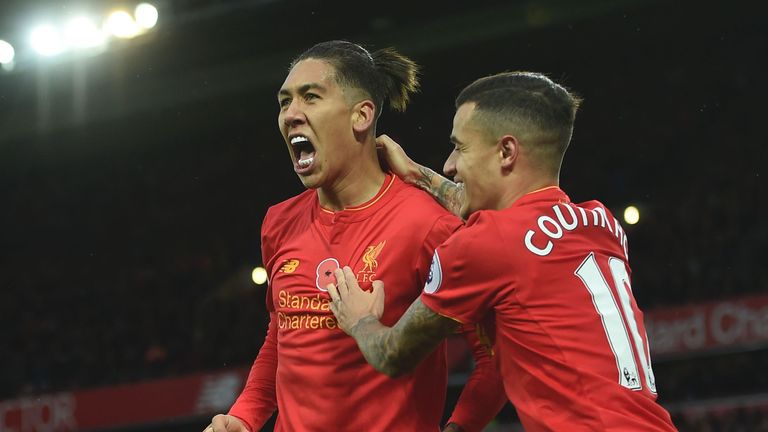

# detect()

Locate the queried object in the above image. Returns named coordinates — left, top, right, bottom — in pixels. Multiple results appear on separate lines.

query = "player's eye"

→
left=279, top=98, right=291, bottom=109
left=304, top=93, right=319, bottom=101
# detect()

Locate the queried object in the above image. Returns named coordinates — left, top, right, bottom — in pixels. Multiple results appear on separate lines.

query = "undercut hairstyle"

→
left=456, top=71, right=581, bottom=171
left=291, top=40, right=420, bottom=118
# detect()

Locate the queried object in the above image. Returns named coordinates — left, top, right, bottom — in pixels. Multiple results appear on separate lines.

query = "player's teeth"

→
left=291, top=136, right=308, bottom=144
left=298, top=157, right=313, bottom=167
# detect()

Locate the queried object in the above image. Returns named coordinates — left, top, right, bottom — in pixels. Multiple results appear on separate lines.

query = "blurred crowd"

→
left=672, top=407, right=768, bottom=432
left=0, top=244, right=269, bottom=398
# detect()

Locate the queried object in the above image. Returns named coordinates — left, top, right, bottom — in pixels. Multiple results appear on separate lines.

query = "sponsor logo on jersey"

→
left=277, top=289, right=338, bottom=330
left=315, top=257, right=340, bottom=291
left=423, top=251, right=442, bottom=294
left=279, top=258, right=300, bottom=273
left=357, top=240, right=386, bottom=283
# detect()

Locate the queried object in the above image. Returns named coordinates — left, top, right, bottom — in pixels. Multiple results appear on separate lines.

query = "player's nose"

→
left=443, top=149, right=458, bottom=178
left=282, top=101, right=306, bottom=128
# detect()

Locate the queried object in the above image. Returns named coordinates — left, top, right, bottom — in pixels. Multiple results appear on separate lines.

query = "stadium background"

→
left=1, top=0, right=765, bottom=430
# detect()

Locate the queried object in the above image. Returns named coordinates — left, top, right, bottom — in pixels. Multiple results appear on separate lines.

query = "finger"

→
left=342, top=266, right=358, bottom=291
left=222, top=416, right=235, bottom=432
left=371, top=280, right=385, bottom=296
left=386, top=134, right=405, bottom=152
left=372, top=280, right=385, bottom=317
left=376, top=134, right=394, bottom=149
left=333, top=268, right=348, bottom=297
left=211, top=415, right=227, bottom=430
left=328, top=299, right=339, bottom=316
left=327, top=281, right=342, bottom=303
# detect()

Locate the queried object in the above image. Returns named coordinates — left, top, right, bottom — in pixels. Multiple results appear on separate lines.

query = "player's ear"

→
left=499, top=135, right=519, bottom=171
left=352, top=100, right=375, bottom=134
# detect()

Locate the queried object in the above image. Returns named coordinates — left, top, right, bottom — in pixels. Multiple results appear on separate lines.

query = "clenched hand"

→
left=204, top=414, right=249, bottom=432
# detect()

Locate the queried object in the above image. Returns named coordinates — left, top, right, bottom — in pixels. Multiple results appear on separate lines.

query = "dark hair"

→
left=456, top=72, right=581, bottom=156
left=291, top=40, right=420, bottom=116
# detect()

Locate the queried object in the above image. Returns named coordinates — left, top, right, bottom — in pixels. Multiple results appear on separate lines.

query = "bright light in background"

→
left=12, top=5, right=160, bottom=65
left=135, top=3, right=159, bottom=29
left=30, top=25, right=64, bottom=56
left=65, top=16, right=106, bottom=49
left=0, top=40, right=15, bottom=64
left=252, top=267, right=268, bottom=285
left=105, top=11, right=139, bottom=39
left=624, top=205, right=640, bottom=225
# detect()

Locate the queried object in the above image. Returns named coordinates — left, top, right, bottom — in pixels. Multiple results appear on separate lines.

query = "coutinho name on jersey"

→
left=523, top=203, right=629, bottom=258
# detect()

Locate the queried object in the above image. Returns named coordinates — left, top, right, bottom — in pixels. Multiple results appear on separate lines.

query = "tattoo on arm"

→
left=415, top=167, right=466, bottom=217
left=349, top=299, right=459, bottom=377
left=413, top=166, right=435, bottom=190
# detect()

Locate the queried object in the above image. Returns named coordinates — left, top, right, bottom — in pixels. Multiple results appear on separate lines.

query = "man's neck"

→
left=317, top=155, right=386, bottom=212
left=497, top=173, right=559, bottom=211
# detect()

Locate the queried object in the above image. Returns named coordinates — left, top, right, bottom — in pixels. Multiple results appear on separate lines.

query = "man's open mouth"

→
left=291, top=135, right=316, bottom=168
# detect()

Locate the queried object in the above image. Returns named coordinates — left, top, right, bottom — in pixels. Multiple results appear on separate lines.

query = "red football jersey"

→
left=229, top=175, right=503, bottom=431
left=421, top=186, right=677, bottom=431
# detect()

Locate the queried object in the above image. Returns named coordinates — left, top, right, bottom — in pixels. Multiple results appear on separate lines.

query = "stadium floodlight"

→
left=135, top=3, right=159, bottom=29
left=0, top=39, right=15, bottom=64
left=105, top=11, right=139, bottom=39
left=65, top=16, right=106, bottom=49
left=30, top=25, right=64, bottom=56
left=252, top=266, right=268, bottom=285
left=623, top=205, right=640, bottom=225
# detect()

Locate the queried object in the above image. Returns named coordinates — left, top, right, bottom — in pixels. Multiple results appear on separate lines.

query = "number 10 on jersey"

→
left=575, top=252, right=657, bottom=393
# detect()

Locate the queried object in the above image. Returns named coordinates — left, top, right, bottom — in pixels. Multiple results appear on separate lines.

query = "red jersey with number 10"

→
left=421, top=187, right=677, bottom=431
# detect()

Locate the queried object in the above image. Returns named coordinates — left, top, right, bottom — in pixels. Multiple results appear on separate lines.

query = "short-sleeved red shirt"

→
left=421, top=186, right=677, bottom=432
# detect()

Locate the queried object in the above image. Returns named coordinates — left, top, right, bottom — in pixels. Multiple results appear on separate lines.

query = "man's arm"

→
left=224, top=313, right=279, bottom=431
left=377, top=134, right=465, bottom=218
left=204, top=313, right=277, bottom=432
left=446, top=326, right=507, bottom=432
left=204, top=209, right=279, bottom=432
left=327, top=267, right=459, bottom=377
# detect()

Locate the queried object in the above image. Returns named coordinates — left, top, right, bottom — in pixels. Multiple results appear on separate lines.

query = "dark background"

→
left=1, top=0, right=765, bottom=430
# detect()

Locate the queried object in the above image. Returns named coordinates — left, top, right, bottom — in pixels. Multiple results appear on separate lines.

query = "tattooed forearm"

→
left=414, top=166, right=466, bottom=218
left=349, top=300, right=459, bottom=377
left=436, top=177, right=465, bottom=217
left=413, top=166, right=435, bottom=191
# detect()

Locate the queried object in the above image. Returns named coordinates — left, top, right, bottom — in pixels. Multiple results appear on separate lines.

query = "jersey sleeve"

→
left=420, top=213, right=505, bottom=324
left=259, top=207, right=279, bottom=292
left=421, top=213, right=507, bottom=431
left=415, top=213, right=463, bottom=284
left=228, top=313, right=278, bottom=431
left=447, top=323, right=507, bottom=432
left=227, top=209, right=279, bottom=429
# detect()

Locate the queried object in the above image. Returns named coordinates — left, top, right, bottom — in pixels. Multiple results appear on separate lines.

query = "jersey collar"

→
left=315, top=174, right=398, bottom=225
left=464, top=186, right=571, bottom=225
left=511, top=185, right=571, bottom=208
